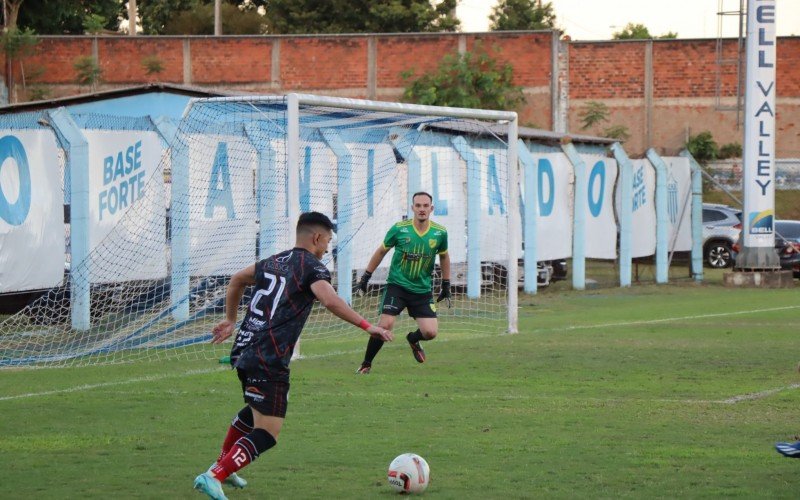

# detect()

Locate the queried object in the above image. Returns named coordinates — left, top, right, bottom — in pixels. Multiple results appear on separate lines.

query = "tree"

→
left=16, top=0, right=122, bottom=34
left=579, top=101, right=608, bottom=130
left=162, top=2, right=266, bottom=35
left=264, top=0, right=459, bottom=34
left=74, top=55, right=102, bottom=90
left=685, top=131, right=719, bottom=164
left=612, top=22, right=677, bottom=40
left=2, top=0, right=26, bottom=29
left=1, top=27, right=39, bottom=102
left=402, top=44, right=525, bottom=111
left=136, top=0, right=197, bottom=35
left=489, top=0, right=556, bottom=31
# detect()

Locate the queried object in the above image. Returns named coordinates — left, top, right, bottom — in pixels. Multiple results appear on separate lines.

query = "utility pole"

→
left=214, top=0, right=222, bottom=35
left=128, top=0, right=137, bottom=36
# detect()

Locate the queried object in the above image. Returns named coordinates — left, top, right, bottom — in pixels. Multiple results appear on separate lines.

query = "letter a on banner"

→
left=205, top=142, right=235, bottom=219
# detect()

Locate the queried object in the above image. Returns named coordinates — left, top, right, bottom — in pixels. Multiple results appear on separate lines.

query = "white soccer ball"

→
left=387, top=452, right=430, bottom=494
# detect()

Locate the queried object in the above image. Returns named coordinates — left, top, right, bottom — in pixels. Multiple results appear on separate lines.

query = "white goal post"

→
left=0, top=94, right=520, bottom=368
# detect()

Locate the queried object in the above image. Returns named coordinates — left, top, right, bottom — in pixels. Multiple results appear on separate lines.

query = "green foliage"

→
left=718, top=142, right=743, bottom=159
left=73, top=55, right=102, bottom=88
left=612, top=22, right=677, bottom=39
left=401, top=45, right=525, bottom=110
left=0, top=27, right=39, bottom=58
left=26, top=84, right=51, bottom=101
left=1, top=27, right=40, bottom=103
left=161, top=2, right=266, bottom=35
left=579, top=100, right=609, bottom=130
left=685, top=131, right=719, bottom=164
left=489, top=0, right=557, bottom=31
left=264, top=0, right=458, bottom=34
left=603, top=124, right=630, bottom=142
left=141, top=55, right=165, bottom=76
left=613, top=23, right=652, bottom=39
left=18, top=0, right=121, bottom=34
left=82, top=13, right=107, bottom=34
left=580, top=101, right=630, bottom=141
left=137, top=0, right=197, bottom=35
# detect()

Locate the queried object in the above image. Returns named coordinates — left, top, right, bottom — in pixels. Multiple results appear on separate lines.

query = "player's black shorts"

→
left=380, top=284, right=437, bottom=318
left=237, top=368, right=290, bottom=418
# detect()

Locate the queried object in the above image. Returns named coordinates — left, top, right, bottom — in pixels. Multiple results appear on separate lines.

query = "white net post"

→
left=0, top=94, right=519, bottom=368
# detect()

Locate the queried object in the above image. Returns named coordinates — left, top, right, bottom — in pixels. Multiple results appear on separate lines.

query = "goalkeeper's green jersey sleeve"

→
left=382, top=219, right=448, bottom=294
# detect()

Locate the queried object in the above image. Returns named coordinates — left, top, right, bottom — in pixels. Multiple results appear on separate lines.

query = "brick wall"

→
left=569, top=41, right=647, bottom=100
left=2, top=33, right=798, bottom=156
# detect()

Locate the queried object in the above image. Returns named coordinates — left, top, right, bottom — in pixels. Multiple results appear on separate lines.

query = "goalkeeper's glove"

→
left=436, top=279, right=451, bottom=308
left=357, top=270, right=372, bottom=295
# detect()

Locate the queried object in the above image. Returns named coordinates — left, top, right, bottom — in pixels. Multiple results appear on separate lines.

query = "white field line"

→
left=2, top=304, right=799, bottom=403
left=555, top=304, right=800, bottom=332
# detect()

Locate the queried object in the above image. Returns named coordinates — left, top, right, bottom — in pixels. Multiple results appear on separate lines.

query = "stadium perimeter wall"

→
left=1, top=32, right=798, bottom=157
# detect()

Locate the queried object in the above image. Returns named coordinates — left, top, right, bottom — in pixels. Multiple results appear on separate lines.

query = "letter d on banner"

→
left=0, top=135, right=32, bottom=226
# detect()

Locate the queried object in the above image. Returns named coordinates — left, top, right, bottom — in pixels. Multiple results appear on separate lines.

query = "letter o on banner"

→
left=0, top=135, right=32, bottom=226
left=588, top=160, right=605, bottom=217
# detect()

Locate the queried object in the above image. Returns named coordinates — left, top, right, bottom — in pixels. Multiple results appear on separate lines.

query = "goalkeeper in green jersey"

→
left=355, top=191, right=451, bottom=374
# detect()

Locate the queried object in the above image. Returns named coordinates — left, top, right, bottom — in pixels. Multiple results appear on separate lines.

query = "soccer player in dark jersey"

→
left=355, top=191, right=450, bottom=374
left=193, top=212, right=393, bottom=500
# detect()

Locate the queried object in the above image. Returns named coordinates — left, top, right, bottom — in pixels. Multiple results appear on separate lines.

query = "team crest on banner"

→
left=667, top=172, right=679, bottom=225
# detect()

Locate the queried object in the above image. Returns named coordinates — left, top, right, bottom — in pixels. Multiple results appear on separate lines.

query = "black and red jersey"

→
left=231, top=247, right=331, bottom=380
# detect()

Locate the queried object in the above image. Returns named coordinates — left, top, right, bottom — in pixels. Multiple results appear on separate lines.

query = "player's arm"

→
left=365, top=244, right=390, bottom=274
left=211, top=264, right=256, bottom=344
left=310, top=280, right=393, bottom=341
left=436, top=250, right=452, bottom=306
left=438, top=251, right=450, bottom=281
left=357, top=244, right=390, bottom=292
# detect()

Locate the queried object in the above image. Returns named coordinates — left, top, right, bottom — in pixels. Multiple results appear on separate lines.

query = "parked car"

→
left=774, top=220, right=800, bottom=278
left=731, top=220, right=800, bottom=278
left=702, top=203, right=742, bottom=268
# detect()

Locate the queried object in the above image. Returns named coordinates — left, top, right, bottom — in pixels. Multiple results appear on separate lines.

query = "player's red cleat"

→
left=407, top=335, right=425, bottom=363
left=356, top=362, right=371, bottom=374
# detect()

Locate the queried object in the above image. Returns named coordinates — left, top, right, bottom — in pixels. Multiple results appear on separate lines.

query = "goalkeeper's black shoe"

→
left=776, top=441, right=800, bottom=458
left=356, top=362, right=371, bottom=374
left=406, top=334, right=426, bottom=363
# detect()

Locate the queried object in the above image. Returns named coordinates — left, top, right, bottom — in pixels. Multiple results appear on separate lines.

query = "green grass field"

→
left=703, top=190, right=800, bottom=220
left=2, top=281, right=799, bottom=499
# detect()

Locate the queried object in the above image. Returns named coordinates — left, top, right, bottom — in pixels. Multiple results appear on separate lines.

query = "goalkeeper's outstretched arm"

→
left=357, top=245, right=390, bottom=293
left=364, top=245, right=390, bottom=274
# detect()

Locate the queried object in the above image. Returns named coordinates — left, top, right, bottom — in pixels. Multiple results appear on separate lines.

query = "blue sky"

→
left=458, top=0, right=798, bottom=40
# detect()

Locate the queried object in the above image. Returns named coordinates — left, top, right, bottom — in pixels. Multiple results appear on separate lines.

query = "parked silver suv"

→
left=702, top=203, right=742, bottom=268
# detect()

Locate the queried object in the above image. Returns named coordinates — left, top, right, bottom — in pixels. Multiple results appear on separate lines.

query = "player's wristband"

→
left=358, top=319, right=371, bottom=331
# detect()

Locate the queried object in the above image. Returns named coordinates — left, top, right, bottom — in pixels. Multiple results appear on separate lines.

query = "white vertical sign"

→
left=533, top=153, right=573, bottom=261
left=580, top=155, right=618, bottom=259
left=0, top=130, right=64, bottom=292
left=189, top=135, right=257, bottom=276
left=86, top=130, right=166, bottom=283
left=741, top=0, right=777, bottom=256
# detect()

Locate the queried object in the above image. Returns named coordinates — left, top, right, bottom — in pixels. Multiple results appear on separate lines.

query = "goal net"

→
left=0, top=94, right=519, bottom=368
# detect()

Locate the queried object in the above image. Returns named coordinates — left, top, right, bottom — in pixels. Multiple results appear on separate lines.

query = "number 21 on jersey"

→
left=249, top=272, right=286, bottom=319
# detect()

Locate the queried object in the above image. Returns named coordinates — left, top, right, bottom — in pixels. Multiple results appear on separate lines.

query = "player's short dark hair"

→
left=412, top=191, right=433, bottom=203
left=296, top=211, right=334, bottom=234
